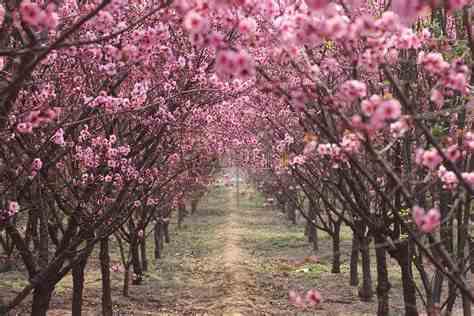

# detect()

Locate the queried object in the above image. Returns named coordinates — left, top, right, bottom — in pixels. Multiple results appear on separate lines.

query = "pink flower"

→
left=462, top=172, right=474, bottom=187
left=444, top=145, right=461, bottom=162
left=361, top=95, right=382, bottom=116
left=340, top=80, right=367, bottom=102
left=289, top=290, right=305, bottom=308
left=390, top=118, right=409, bottom=138
left=32, top=158, right=43, bottom=171
left=238, top=17, right=257, bottom=34
left=51, top=128, right=65, bottom=146
left=412, top=206, right=425, bottom=227
left=0, top=4, right=5, bottom=26
left=305, top=0, right=330, bottom=10
left=447, top=0, right=470, bottom=10
left=303, top=141, right=318, bottom=156
left=8, top=201, right=19, bottom=214
left=440, top=170, right=458, bottom=190
left=391, top=0, right=429, bottom=25
left=183, top=10, right=208, bottom=34
left=137, top=230, right=144, bottom=238
left=421, top=208, right=441, bottom=233
left=374, top=99, right=402, bottom=121
left=16, top=122, right=33, bottom=134
left=306, top=289, right=322, bottom=306
left=430, top=89, right=444, bottom=109
left=412, top=206, right=441, bottom=233
left=20, top=1, right=44, bottom=27
left=419, top=148, right=443, bottom=170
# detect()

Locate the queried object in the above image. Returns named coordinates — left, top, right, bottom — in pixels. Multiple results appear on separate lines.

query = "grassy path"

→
left=3, top=182, right=423, bottom=315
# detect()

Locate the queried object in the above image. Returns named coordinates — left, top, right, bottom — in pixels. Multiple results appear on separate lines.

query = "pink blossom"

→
left=444, top=145, right=461, bottom=162
left=462, top=172, right=474, bottom=187
left=20, top=1, right=44, bottom=27
left=32, top=158, right=43, bottom=171
left=303, top=141, right=318, bottom=156
left=41, top=4, right=59, bottom=29
left=440, top=170, right=458, bottom=190
left=412, top=206, right=441, bottom=233
left=305, top=0, right=330, bottom=10
left=412, top=206, right=425, bottom=227
left=374, top=99, right=402, bottom=121
left=8, top=201, right=19, bottom=214
left=239, top=17, right=257, bottom=34
left=421, top=208, right=441, bottom=233
left=0, top=4, right=5, bottom=26
left=430, top=89, right=444, bottom=109
left=390, top=118, right=409, bottom=138
left=340, top=80, right=367, bottom=102
left=51, top=128, right=65, bottom=146
left=306, top=289, right=322, bottom=306
left=289, top=290, right=305, bottom=308
left=183, top=11, right=208, bottom=34
left=447, top=0, right=470, bottom=10
left=391, top=0, right=429, bottom=25
left=16, top=122, right=33, bottom=134
left=417, top=148, right=443, bottom=170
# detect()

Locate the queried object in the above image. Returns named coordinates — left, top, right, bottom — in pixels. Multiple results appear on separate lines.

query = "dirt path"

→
left=219, top=191, right=258, bottom=315
left=3, top=181, right=416, bottom=315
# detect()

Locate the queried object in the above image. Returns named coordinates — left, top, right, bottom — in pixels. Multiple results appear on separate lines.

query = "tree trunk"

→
left=350, top=233, right=360, bottom=286
left=358, top=236, right=373, bottom=302
left=331, top=221, right=341, bottom=273
left=163, top=221, right=170, bottom=243
left=131, top=235, right=142, bottom=285
left=374, top=235, right=390, bottom=316
left=287, top=202, right=296, bottom=225
left=38, top=206, right=49, bottom=270
left=141, top=237, right=148, bottom=272
left=123, top=264, right=131, bottom=297
left=177, top=203, right=186, bottom=229
left=191, top=198, right=198, bottom=214
left=154, top=222, right=161, bottom=260
left=31, top=283, right=54, bottom=316
left=397, top=242, right=419, bottom=316
left=100, top=239, right=113, bottom=316
left=72, top=256, right=89, bottom=316
left=308, top=200, right=319, bottom=251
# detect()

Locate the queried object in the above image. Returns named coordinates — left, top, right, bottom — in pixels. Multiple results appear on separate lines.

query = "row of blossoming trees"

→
left=1, top=0, right=474, bottom=315
left=189, top=1, right=474, bottom=316
left=0, top=0, right=235, bottom=315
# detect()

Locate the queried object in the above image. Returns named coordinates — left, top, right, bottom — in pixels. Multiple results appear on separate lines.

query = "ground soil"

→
left=1, top=184, right=470, bottom=315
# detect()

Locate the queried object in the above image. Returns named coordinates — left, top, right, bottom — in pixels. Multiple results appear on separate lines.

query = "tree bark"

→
left=350, top=233, right=360, bottom=286
left=31, top=283, right=54, bottom=316
left=72, top=255, right=89, bottom=316
left=397, top=241, right=419, bottom=316
left=374, top=235, right=390, bottom=316
left=100, top=239, right=113, bottom=316
left=358, top=236, right=373, bottom=302
left=131, top=234, right=143, bottom=285
left=308, top=200, right=319, bottom=251
left=331, top=221, right=341, bottom=273
left=141, top=236, right=148, bottom=272
left=154, top=222, right=161, bottom=260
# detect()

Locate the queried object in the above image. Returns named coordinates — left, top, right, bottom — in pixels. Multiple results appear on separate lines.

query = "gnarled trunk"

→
left=72, top=255, right=89, bottom=316
left=331, top=221, right=341, bottom=273
left=100, top=239, right=113, bottom=316
left=358, top=236, right=373, bottom=302
left=350, top=233, right=360, bottom=286
left=374, top=235, right=390, bottom=316
left=31, top=283, right=54, bottom=316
